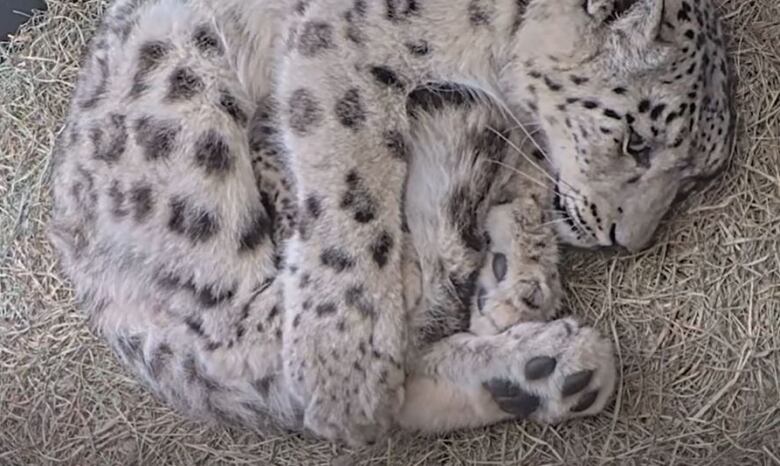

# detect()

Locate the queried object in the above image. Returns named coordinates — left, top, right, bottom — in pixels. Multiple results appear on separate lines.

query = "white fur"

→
left=49, top=0, right=732, bottom=446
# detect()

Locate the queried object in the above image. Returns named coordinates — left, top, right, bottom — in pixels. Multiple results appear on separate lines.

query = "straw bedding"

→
left=1, top=0, right=778, bottom=464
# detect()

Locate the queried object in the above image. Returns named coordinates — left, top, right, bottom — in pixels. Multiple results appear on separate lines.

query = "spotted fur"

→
left=50, top=0, right=733, bottom=446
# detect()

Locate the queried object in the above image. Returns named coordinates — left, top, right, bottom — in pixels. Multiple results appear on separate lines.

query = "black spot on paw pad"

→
left=492, top=253, right=507, bottom=282
left=483, top=379, right=540, bottom=419
left=571, top=389, right=599, bottom=413
left=524, top=356, right=557, bottom=381
left=562, top=369, right=594, bottom=397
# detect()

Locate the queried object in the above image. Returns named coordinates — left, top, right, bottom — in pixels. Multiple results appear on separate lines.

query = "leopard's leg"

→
left=397, top=88, right=605, bottom=431
left=458, top=103, right=563, bottom=334
left=403, top=84, right=561, bottom=341
left=397, top=319, right=616, bottom=432
left=404, top=89, right=499, bottom=347
left=469, top=195, right=563, bottom=335
left=276, top=9, right=417, bottom=446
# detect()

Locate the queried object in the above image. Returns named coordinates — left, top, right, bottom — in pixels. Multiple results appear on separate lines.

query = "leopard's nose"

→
left=612, top=222, right=655, bottom=252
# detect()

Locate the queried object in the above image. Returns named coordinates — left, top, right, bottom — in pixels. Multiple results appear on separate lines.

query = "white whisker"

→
left=486, top=159, right=551, bottom=192
left=483, top=99, right=584, bottom=198
left=486, top=125, right=586, bottom=204
left=540, top=218, right=571, bottom=228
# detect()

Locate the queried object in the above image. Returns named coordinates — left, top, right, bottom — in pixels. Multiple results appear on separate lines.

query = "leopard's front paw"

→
left=483, top=318, right=616, bottom=423
left=470, top=204, right=561, bottom=335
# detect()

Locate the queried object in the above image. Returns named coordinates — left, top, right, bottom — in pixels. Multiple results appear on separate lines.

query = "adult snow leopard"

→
left=49, top=0, right=733, bottom=446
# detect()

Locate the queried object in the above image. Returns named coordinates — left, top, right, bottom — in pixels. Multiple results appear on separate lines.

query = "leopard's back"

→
left=49, top=0, right=305, bottom=430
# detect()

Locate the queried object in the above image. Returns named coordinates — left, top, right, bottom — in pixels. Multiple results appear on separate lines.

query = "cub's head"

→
left=506, top=0, right=734, bottom=251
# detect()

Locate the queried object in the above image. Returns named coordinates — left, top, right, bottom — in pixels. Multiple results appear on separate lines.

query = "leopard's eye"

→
left=624, top=128, right=651, bottom=168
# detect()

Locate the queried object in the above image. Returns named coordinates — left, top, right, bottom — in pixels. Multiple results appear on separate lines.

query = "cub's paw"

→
left=484, top=318, right=616, bottom=423
left=470, top=204, right=561, bottom=335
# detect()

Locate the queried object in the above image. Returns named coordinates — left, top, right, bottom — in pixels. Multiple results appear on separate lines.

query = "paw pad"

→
left=570, top=389, right=599, bottom=413
left=477, top=286, right=487, bottom=311
left=487, top=366, right=604, bottom=421
left=484, top=379, right=540, bottom=419
left=492, top=253, right=507, bottom=281
left=562, top=369, right=593, bottom=397
left=524, top=356, right=557, bottom=380
left=482, top=321, right=615, bottom=423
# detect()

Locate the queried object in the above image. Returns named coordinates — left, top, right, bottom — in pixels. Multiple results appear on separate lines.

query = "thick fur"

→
left=49, top=0, right=733, bottom=446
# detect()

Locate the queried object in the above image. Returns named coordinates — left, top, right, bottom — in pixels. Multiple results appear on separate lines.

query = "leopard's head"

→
left=505, top=0, right=734, bottom=251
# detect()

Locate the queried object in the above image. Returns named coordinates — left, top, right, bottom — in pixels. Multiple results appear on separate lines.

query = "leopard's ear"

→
left=603, top=0, right=671, bottom=74
left=609, top=0, right=664, bottom=44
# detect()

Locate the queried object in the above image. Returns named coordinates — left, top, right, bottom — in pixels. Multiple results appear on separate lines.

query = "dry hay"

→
left=1, top=0, right=778, bottom=464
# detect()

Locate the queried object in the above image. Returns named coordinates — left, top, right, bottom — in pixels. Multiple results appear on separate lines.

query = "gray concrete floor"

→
left=1, top=0, right=47, bottom=42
